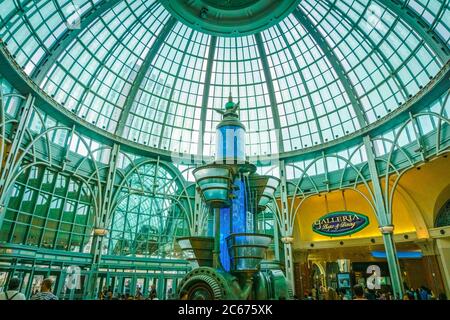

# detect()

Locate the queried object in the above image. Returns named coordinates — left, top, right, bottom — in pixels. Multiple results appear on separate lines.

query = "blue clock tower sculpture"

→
left=176, top=96, right=291, bottom=300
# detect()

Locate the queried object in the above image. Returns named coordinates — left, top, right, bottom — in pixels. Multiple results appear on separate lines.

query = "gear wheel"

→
left=178, top=268, right=225, bottom=300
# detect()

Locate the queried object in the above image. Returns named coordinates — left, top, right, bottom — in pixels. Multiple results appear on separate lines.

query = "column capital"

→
left=379, top=225, right=395, bottom=234
left=93, top=228, right=108, bottom=237
left=281, top=236, right=294, bottom=244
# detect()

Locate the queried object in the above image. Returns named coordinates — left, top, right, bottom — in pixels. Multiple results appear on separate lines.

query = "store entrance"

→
left=310, top=263, right=325, bottom=299
left=294, top=243, right=446, bottom=300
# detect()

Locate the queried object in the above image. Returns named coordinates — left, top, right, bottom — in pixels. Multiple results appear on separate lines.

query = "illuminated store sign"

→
left=312, top=211, right=369, bottom=236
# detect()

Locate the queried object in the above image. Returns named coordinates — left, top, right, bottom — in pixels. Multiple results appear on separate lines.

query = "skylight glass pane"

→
left=299, top=0, right=441, bottom=124
left=0, top=0, right=447, bottom=159
left=40, top=1, right=168, bottom=132
left=124, top=23, right=209, bottom=155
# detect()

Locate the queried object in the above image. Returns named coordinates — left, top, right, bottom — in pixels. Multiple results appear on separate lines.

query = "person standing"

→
left=365, top=287, right=377, bottom=300
left=135, top=287, right=143, bottom=300
left=419, top=286, right=429, bottom=300
left=326, top=287, right=338, bottom=300
left=353, top=284, right=367, bottom=300
left=311, top=287, right=317, bottom=300
left=438, top=293, right=447, bottom=300
left=149, top=283, right=157, bottom=300
left=166, top=287, right=173, bottom=300
left=31, top=278, right=58, bottom=300
left=0, top=277, right=26, bottom=300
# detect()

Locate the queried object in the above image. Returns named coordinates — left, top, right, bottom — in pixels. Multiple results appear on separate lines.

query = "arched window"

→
left=435, top=199, right=450, bottom=227
left=0, top=166, right=95, bottom=252
left=107, top=162, right=190, bottom=258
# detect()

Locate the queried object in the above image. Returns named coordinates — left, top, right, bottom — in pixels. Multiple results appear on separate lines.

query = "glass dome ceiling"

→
left=0, top=0, right=449, bottom=158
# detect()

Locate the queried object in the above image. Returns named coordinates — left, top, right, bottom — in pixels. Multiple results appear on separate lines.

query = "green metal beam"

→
left=198, top=36, right=217, bottom=158
left=157, top=30, right=195, bottom=150
left=363, top=135, right=404, bottom=299
left=115, top=16, right=177, bottom=137
left=10, top=0, right=51, bottom=58
left=31, top=0, right=123, bottom=84
left=0, top=94, right=34, bottom=231
left=1, top=37, right=449, bottom=164
left=0, top=0, right=34, bottom=30
left=376, top=0, right=450, bottom=64
left=87, top=143, right=120, bottom=299
left=276, top=24, right=324, bottom=144
left=292, top=8, right=369, bottom=128
left=322, top=0, right=408, bottom=99
left=71, top=1, right=160, bottom=116
left=254, top=32, right=285, bottom=153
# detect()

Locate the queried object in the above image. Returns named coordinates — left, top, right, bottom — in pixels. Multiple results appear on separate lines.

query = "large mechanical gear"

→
left=179, top=274, right=223, bottom=300
left=178, top=267, right=232, bottom=300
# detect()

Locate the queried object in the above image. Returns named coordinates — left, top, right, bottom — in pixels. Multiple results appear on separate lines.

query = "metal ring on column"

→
left=93, top=228, right=108, bottom=236
left=379, top=225, right=394, bottom=234
left=281, top=236, right=294, bottom=244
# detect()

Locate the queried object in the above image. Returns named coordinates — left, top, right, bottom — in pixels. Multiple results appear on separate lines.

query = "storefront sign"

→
left=312, top=211, right=369, bottom=236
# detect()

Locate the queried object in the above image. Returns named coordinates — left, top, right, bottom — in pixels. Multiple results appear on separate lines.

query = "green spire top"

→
left=225, top=92, right=236, bottom=110
left=214, top=93, right=241, bottom=122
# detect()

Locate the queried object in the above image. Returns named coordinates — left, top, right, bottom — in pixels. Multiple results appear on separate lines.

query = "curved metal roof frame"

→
left=376, top=0, right=449, bottom=63
left=0, top=0, right=449, bottom=163
left=115, top=16, right=178, bottom=136
left=292, top=7, right=369, bottom=127
left=30, top=0, right=124, bottom=84
left=1, top=38, right=449, bottom=165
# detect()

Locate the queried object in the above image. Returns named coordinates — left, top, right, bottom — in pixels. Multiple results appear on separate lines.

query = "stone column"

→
left=436, top=238, right=450, bottom=297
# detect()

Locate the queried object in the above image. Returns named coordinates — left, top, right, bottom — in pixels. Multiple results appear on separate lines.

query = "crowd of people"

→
left=402, top=286, right=447, bottom=300
left=0, top=277, right=58, bottom=300
left=0, top=277, right=173, bottom=301
left=1, top=276, right=448, bottom=301
left=298, top=284, right=447, bottom=300
left=98, top=285, right=176, bottom=300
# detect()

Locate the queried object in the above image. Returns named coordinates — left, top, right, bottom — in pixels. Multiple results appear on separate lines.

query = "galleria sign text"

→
left=312, top=211, right=369, bottom=236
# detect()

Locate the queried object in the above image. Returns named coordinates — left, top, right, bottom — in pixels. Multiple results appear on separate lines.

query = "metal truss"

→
left=198, top=36, right=217, bottom=157
left=292, top=7, right=369, bottom=127
left=254, top=32, right=285, bottom=153
left=376, top=0, right=450, bottom=63
left=115, top=16, right=177, bottom=136
left=31, top=0, right=124, bottom=84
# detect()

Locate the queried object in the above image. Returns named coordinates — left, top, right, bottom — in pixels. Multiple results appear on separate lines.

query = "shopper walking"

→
left=0, top=277, right=26, bottom=300
left=149, top=283, right=157, bottom=300
left=31, top=278, right=58, bottom=300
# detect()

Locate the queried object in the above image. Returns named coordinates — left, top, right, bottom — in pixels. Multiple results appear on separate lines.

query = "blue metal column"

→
left=219, top=207, right=231, bottom=271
